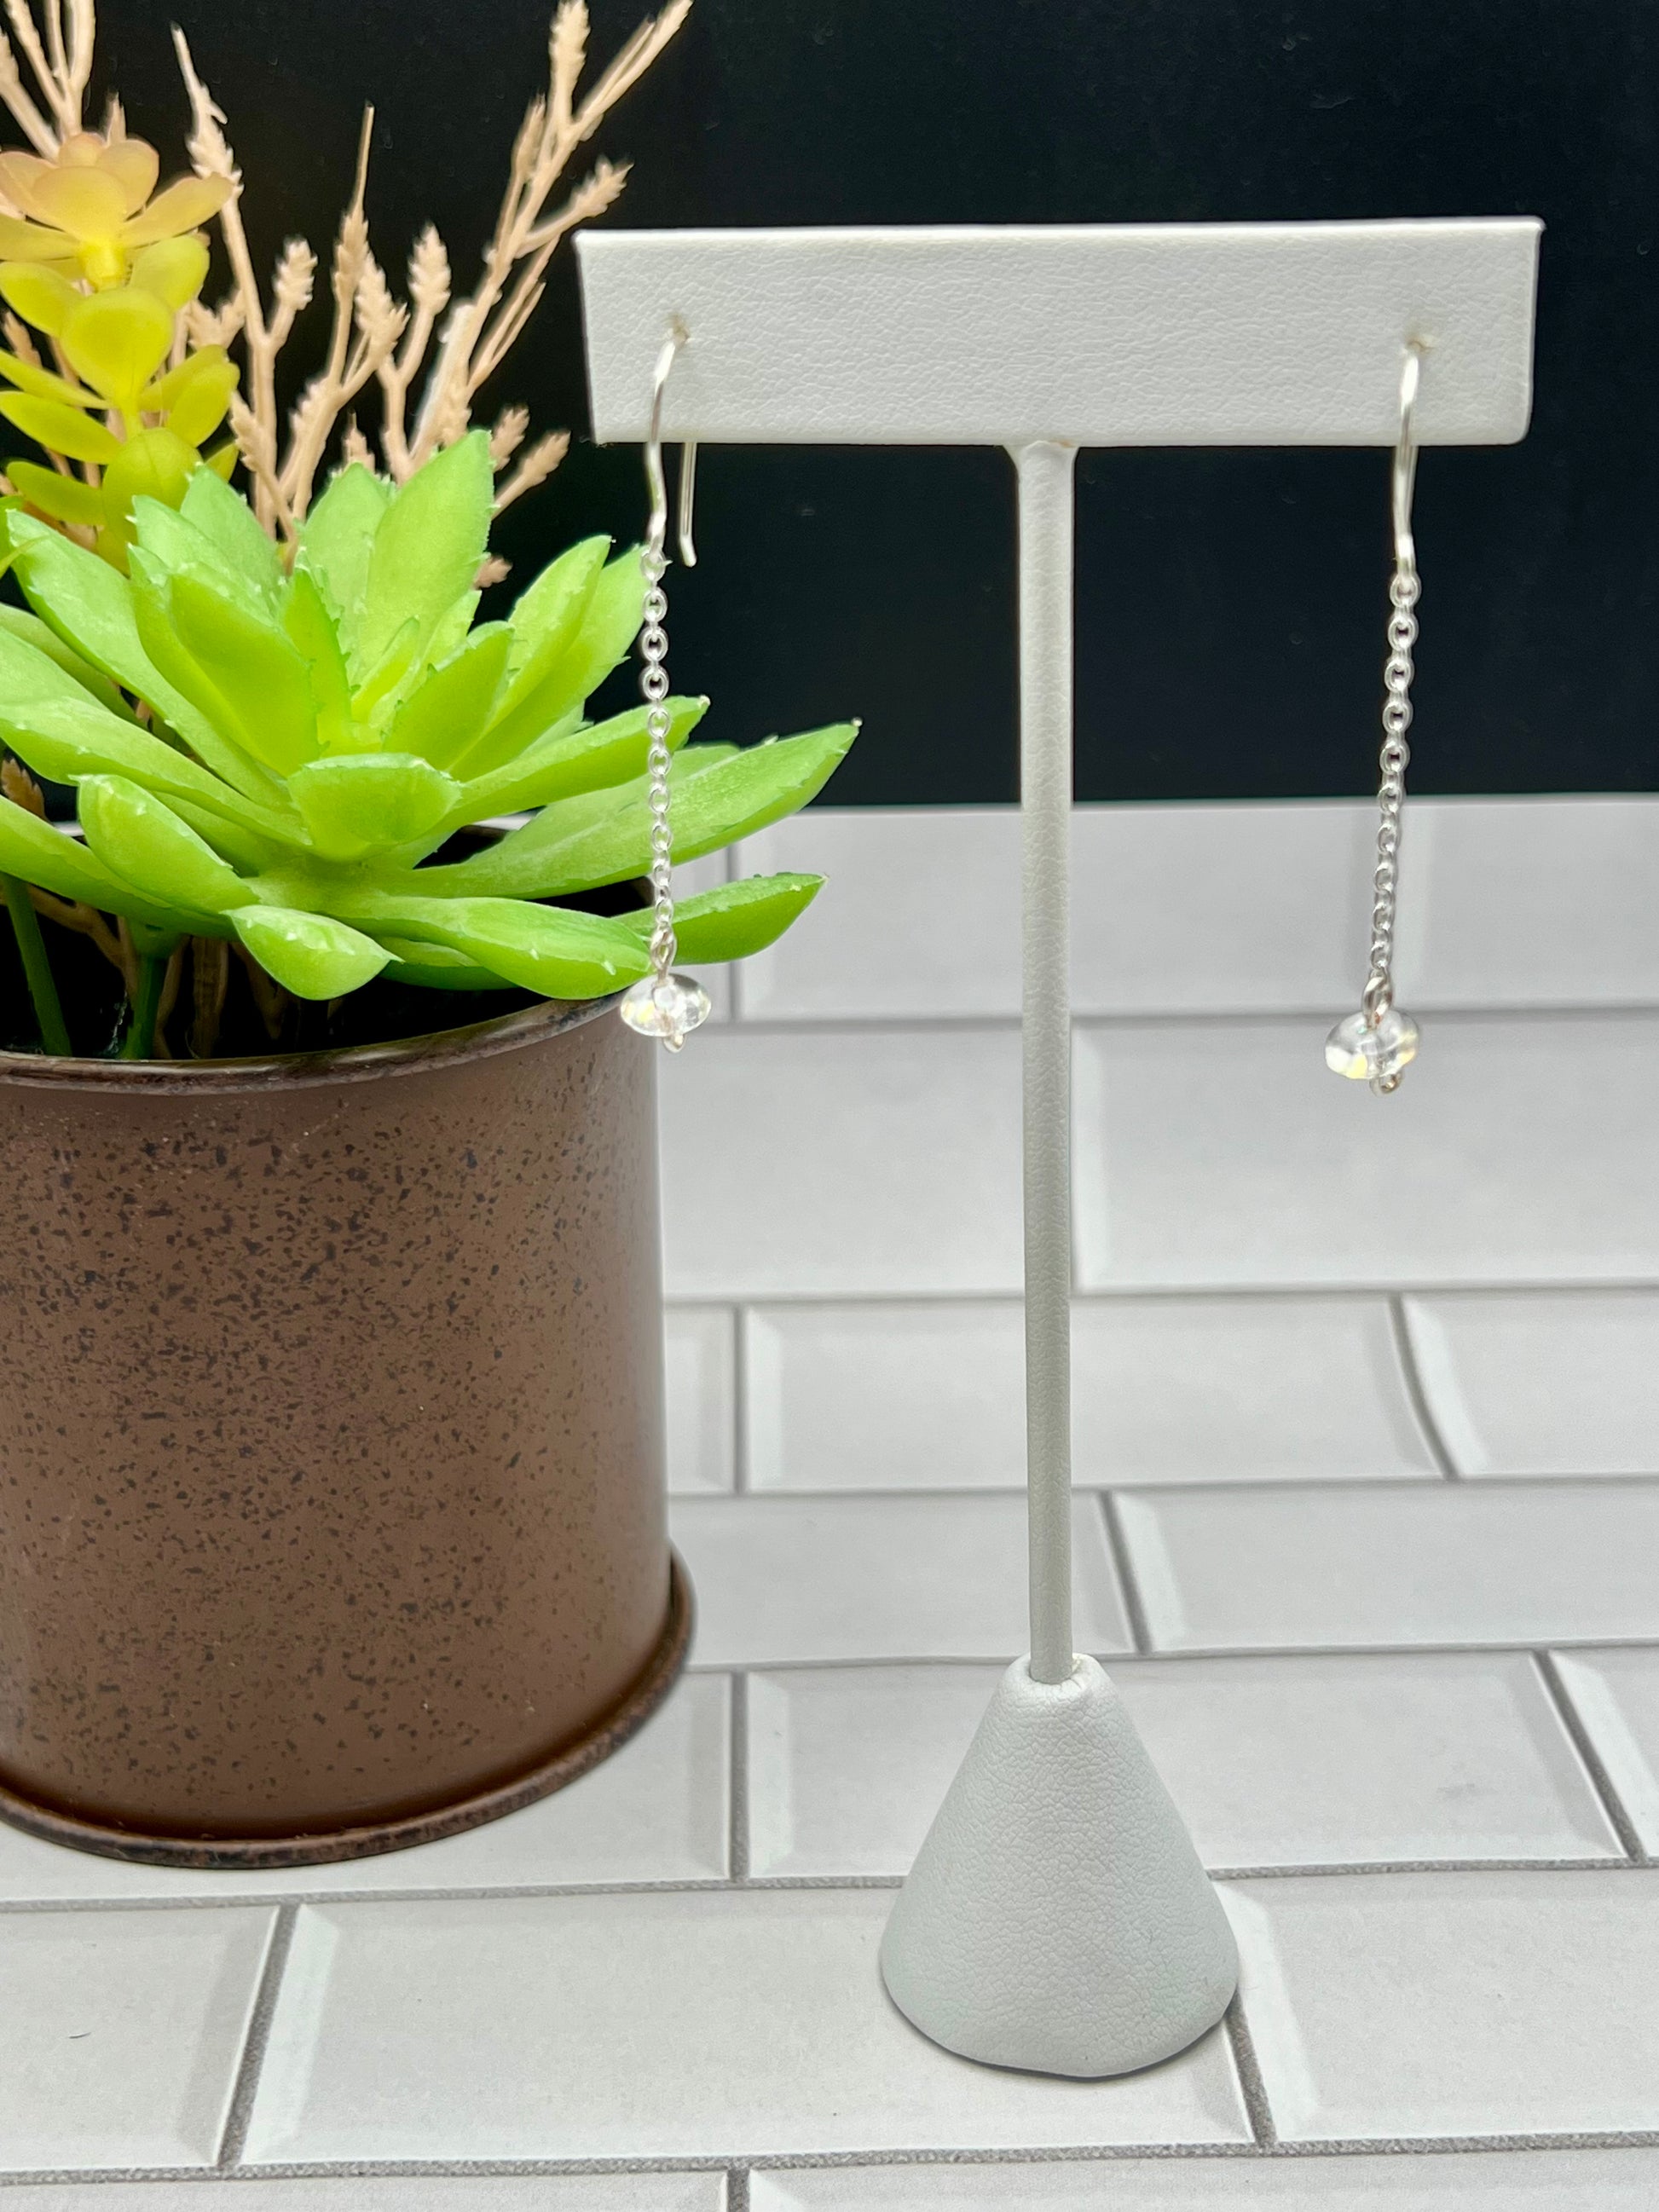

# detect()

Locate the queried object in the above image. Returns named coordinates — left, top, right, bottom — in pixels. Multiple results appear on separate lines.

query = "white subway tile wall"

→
left=9, top=801, right=1659, bottom=2203
left=245, top=1892, right=1248, bottom=2162
left=1225, top=1870, right=1659, bottom=2139
left=750, top=2150, right=1659, bottom=2209
left=743, top=1295, right=1441, bottom=1489
left=1402, top=1291, right=1659, bottom=1476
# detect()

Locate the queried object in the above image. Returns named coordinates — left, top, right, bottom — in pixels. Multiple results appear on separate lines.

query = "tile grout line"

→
left=1386, top=1293, right=1460, bottom=1478
left=1097, top=1490, right=1152, bottom=1655
left=682, top=1472, right=1659, bottom=1505
left=712, top=1006, right=1659, bottom=1037
left=1223, top=1995, right=1278, bottom=2146
left=0, top=1854, right=1650, bottom=1918
left=726, top=2164, right=751, bottom=2211
left=20, top=2134, right=1659, bottom=2185
left=670, top=1281, right=1659, bottom=1308
left=684, top=1637, right=1659, bottom=1672
left=731, top=1304, right=751, bottom=1494
left=729, top=1671, right=751, bottom=1881
left=215, top=1901, right=298, bottom=2168
left=1533, top=1650, right=1651, bottom=1864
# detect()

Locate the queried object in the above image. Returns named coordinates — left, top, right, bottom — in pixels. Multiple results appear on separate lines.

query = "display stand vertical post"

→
left=579, top=217, right=1541, bottom=2076
left=1014, top=438, right=1077, bottom=1686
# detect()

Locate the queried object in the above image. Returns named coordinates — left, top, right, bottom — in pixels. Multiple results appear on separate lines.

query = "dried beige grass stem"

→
left=176, top=0, right=687, bottom=523
left=0, top=0, right=91, bottom=156
left=402, top=0, right=692, bottom=475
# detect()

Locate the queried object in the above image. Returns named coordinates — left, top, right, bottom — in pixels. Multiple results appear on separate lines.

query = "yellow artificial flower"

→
left=0, top=130, right=230, bottom=291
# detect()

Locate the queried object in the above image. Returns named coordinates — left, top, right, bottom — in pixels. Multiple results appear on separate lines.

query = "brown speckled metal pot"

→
left=0, top=996, right=689, bottom=1866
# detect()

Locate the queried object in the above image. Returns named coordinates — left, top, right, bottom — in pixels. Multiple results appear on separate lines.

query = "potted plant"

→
left=0, top=1, right=854, bottom=1866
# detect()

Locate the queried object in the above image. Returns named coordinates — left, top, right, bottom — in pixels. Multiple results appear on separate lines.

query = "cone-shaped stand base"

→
left=880, top=1655, right=1238, bottom=2077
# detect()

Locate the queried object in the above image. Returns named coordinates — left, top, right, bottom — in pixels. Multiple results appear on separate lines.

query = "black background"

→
left=92, top=0, right=1659, bottom=804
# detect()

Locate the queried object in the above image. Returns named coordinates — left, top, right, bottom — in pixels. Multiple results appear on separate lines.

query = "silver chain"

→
left=639, top=541, right=677, bottom=983
left=1362, top=558, right=1419, bottom=1025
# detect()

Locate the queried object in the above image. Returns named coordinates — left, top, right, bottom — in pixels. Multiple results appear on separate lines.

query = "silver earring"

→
left=620, top=320, right=711, bottom=1053
left=1326, top=341, right=1425, bottom=1095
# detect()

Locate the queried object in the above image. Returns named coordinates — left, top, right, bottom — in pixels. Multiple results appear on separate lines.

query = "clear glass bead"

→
left=1325, top=1006, right=1419, bottom=1086
left=620, top=972, right=712, bottom=1053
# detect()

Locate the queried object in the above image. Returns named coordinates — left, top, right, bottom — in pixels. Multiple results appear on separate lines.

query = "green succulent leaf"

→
left=350, top=614, right=421, bottom=723
left=356, top=430, right=492, bottom=676
left=7, top=459, right=103, bottom=529
left=297, top=461, right=390, bottom=646
left=621, top=872, right=825, bottom=964
left=283, top=565, right=354, bottom=754
left=0, top=439, right=858, bottom=1025
left=0, top=392, right=121, bottom=464
left=341, top=888, right=652, bottom=998
left=0, top=262, right=78, bottom=338
left=148, top=566, right=319, bottom=775
left=385, top=621, right=513, bottom=771
left=452, top=695, right=707, bottom=824
left=150, top=349, right=236, bottom=446
left=231, top=904, right=390, bottom=1000
left=59, top=287, right=173, bottom=409
left=375, top=939, right=506, bottom=990
left=503, top=537, right=609, bottom=685
left=0, top=346, right=95, bottom=407
left=179, top=464, right=285, bottom=605
left=9, top=513, right=286, bottom=803
left=0, top=602, right=135, bottom=719
left=0, top=785, right=185, bottom=926
left=78, top=773, right=247, bottom=915
left=130, top=492, right=230, bottom=580
left=101, top=430, right=200, bottom=526
left=128, top=235, right=211, bottom=312
left=0, top=632, right=303, bottom=854
left=457, top=545, right=644, bottom=779
left=430, top=725, right=857, bottom=899
left=288, top=753, right=460, bottom=861
left=420, top=589, right=482, bottom=673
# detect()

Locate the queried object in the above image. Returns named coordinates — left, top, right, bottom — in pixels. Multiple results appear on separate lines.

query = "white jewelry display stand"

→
left=579, top=219, right=1541, bottom=2077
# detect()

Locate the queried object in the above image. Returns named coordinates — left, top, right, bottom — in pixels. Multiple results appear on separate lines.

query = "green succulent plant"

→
left=0, top=428, right=853, bottom=1051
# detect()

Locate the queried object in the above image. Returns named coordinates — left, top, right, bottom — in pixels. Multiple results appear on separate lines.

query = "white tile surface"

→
left=734, top=803, right=1372, bottom=1019
left=667, top=1304, right=737, bottom=1493
left=1227, top=1868, right=1659, bottom=2139
left=246, top=1890, right=1248, bottom=2162
left=0, top=1905, right=275, bottom=2169
left=744, top=1652, right=1617, bottom=1880
left=1404, top=1292, right=1659, bottom=1476
left=753, top=2147, right=1659, bottom=2209
left=744, top=1297, right=1437, bottom=1491
left=1116, top=1481, right=1659, bottom=1651
left=734, top=807, right=1019, bottom=1019
left=673, top=1492, right=1129, bottom=1664
left=1073, top=1297, right=1437, bottom=1485
left=735, top=798, right=1659, bottom=1022
left=659, top=1027, right=1023, bottom=1297
left=1551, top=1648, right=1659, bottom=1852
left=0, top=1675, right=729, bottom=1903
left=1396, top=797, right=1659, bottom=1009
left=1115, top=1651, right=1619, bottom=1868
left=747, top=1663, right=999, bottom=1876
left=0, top=2184, right=723, bottom=2211
left=745, top=1302, right=1026, bottom=1489
left=1073, top=1015, right=1659, bottom=1289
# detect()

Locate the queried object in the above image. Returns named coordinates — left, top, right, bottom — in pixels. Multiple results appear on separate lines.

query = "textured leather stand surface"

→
left=579, top=219, right=1540, bottom=448
left=880, top=1658, right=1240, bottom=2077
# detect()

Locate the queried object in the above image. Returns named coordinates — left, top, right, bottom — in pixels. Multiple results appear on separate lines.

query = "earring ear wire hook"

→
left=1392, top=340, right=1425, bottom=575
left=647, top=319, right=698, bottom=568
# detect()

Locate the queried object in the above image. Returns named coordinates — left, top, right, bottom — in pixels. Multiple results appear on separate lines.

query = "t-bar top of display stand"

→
left=577, top=220, right=1542, bottom=1686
